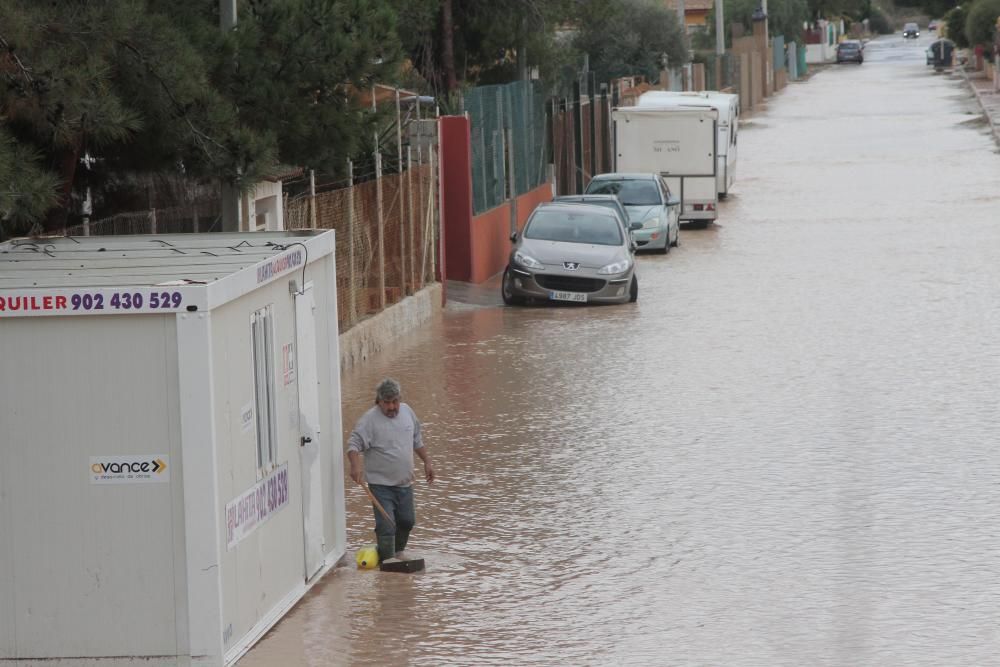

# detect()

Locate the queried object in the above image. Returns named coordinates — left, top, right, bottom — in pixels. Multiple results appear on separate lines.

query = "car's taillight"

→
left=694, top=204, right=704, bottom=211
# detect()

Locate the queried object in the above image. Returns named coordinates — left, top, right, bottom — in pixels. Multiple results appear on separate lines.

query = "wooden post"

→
left=347, top=159, right=357, bottom=324
left=375, top=152, right=386, bottom=310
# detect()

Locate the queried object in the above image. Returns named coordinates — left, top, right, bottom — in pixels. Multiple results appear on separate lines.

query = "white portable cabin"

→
left=637, top=91, right=740, bottom=198
left=0, top=231, right=346, bottom=666
left=612, top=105, right=720, bottom=224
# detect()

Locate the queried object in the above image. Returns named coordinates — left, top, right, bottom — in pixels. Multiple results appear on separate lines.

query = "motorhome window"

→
left=586, top=180, right=660, bottom=205
left=251, top=305, right=278, bottom=474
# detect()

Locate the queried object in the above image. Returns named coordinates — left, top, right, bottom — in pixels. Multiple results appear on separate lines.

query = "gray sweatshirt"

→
left=347, top=403, right=424, bottom=486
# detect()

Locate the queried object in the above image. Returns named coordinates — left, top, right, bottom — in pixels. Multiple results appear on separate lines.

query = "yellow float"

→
left=355, top=544, right=380, bottom=569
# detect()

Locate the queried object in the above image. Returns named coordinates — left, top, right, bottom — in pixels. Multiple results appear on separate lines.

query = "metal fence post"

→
left=506, top=128, right=517, bottom=236
left=309, top=169, right=317, bottom=228
left=572, top=80, right=584, bottom=194
left=407, top=146, right=416, bottom=293
left=396, top=88, right=407, bottom=295
left=150, top=208, right=157, bottom=235
left=347, top=159, right=357, bottom=325
left=375, top=152, right=386, bottom=309
left=431, top=143, right=438, bottom=282
left=588, top=72, right=597, bottom=181
left=417, top=146, right=424, bottom=288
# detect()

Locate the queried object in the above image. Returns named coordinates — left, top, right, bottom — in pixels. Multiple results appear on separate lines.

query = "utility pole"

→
left=715, top=0, right=725, bottom=55
left=676, top=0, right=687, bottom=43
left=220, top=0, right=241, bottom=231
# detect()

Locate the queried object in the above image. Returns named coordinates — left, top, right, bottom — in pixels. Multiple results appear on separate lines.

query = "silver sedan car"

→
left=584, top=173, right=680, bottom=253
left=502, top=203, right=642, bottom=306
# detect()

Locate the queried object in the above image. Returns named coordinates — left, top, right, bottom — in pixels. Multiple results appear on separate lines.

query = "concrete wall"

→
left=339, top=283, right=443, bottom=371
left=468, top=183, right=553, bottom=284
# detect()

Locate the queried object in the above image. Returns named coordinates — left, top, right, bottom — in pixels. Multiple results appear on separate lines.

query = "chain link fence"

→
left=285, top=149, right=438, bottom=333
left=464, top=80, right=547, bottom=214
left=63, top=201, right=222, bottom=236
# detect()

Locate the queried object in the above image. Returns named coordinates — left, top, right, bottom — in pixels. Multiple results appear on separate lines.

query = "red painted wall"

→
left=439, top=116, right=473, bottom=282
left=469, top=183, right=552, bottom=284
left=438, top=114, right=552, bottom=283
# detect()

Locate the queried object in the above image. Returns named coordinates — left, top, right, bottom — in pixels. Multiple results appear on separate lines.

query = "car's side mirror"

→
left=509, top=231, right=518, bottom=243
left=629, top=221, right=643, bottom=231
left=666, top=196, right=681, bottom=207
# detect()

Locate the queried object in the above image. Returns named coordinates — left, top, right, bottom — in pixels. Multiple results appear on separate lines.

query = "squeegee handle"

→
left=359, top=482, right=396, bottom=528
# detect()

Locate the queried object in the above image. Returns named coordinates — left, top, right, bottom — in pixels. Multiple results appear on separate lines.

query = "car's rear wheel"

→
left=501, top=267, right=524, bottom=306
left=629, top=276, right=638, bottom=303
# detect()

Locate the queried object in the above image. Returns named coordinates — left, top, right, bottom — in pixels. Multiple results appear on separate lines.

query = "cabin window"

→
left=250, top=305, right=278, bottom=474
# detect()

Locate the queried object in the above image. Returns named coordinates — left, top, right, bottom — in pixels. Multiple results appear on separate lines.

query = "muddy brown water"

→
left=241, top=36, right=1000, bottom=666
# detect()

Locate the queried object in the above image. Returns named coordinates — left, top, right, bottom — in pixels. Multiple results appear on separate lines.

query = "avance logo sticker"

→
left=90, top=455, right=170, bottom=484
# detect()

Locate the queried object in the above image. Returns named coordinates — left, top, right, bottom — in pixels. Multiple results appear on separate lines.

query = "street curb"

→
left=959, top=66, right=1000, bottom=146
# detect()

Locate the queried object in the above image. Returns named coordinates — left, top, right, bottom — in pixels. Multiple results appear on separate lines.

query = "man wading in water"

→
left=348, top=378, right=435, bottom=563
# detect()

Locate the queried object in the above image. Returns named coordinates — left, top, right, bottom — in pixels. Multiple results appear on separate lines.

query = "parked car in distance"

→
left=584, top=173, right=680, bottom=253
left=836, top=40, right=864, bottom=63
left=502, top=203, right=641, bottom=306
left=553, top=194, right=630, bottom=231
left=903, top=22, right=920, bottom=38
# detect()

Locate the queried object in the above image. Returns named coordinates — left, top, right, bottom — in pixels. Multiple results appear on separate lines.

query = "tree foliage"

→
left=571, top=0, right=688, bottom=85
left=945, top=3, right=970, bottom=44
left=920, top=0, right=961, bottom=20
left=0, top=0, right=403, bottom=235
left=703, top=0, right=808, bottom=48
left=964, top=0, right=1000, bottom=45
left=868, top=6, right=894, bottom=33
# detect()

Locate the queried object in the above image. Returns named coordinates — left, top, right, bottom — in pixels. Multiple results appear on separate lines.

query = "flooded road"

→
left=243, top=35, right=1000, bottom=666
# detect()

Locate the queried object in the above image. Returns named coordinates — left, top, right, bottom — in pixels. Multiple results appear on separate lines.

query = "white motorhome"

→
left=637, top=91, right=740, bottom=198
left=612, top=105, right=719, bottom=225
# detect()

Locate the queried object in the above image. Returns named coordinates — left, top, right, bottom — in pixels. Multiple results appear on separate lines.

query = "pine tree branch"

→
left=116, top=39, right=229, bottom=163
left=0, top=32, right=35, bottom=85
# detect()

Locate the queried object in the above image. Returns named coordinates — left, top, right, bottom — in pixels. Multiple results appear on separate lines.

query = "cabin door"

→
left=295, top=283, right=325, bottom=580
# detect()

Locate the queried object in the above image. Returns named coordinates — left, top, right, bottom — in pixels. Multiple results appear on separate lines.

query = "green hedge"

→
left=965, top=0, right=1000, bottom=47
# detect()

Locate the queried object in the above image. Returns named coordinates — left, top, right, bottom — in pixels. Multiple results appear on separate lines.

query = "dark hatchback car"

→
left=903, top=22, right=920, bottom=38
left=836, top=41, right=864, bottom=63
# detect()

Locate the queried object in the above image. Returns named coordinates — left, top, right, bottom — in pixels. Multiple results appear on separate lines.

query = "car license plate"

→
left=549, top=290, right=587, bottom=303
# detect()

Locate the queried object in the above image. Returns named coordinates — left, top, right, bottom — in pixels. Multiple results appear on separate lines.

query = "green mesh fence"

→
left=773, top=35, right=787, bottom=71
left=465, top=81, right=547, bottom=215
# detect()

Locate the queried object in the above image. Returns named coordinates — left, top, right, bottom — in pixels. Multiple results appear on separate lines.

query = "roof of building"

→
left=0, top=231, right=328, bottom=289
left=664, top=0, right=714, bottom=10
